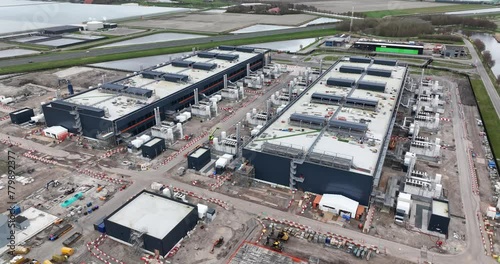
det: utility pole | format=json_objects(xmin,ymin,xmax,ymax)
[{"xmin": 349, "ymin": 6, "xmax": 354, "ymax": 33}]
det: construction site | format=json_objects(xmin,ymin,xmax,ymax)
[{"xmin": 0, "ymin": 43, "xmax": 499, "ymax": 264}]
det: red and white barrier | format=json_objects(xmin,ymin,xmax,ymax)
[
  {"xmin": 154, "ymin": 132, "xmax": 209, "ymax": 169},
  {"xmin": 0, "ymin": 115, "xmax": 10, "ymax": 121},
  {"xmin": 77, "ymin": 168, "xmax": 131, "ymax": 185},
  {"xmin": 172, "ymin": 186, "xmax": 231, "ymax": 210},
  {"xmin": 100, "ymin": 147, "xmax": 127, "ymax": 159},
  {"xmin": 23, "ymin": 151, "xmax": 58, "ymax": 165},
  {"xmin": 0, "ymin": 103, "xmax": 16, "ymax": 111}
]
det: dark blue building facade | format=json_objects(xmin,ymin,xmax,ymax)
[
  {"xmin": 42, "ymin": 48, "xmax": 266, "ymax": 141},
  {"xmin": 104, "ymin": 190, "xmax": 198, "ymax": 256},
  {"xmin": 242, "ymin": 150, "xmax": 374, "ymax": 206}
]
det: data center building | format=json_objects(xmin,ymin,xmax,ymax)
[
  {"xmin": 243, "ymin": 57, "xmax": 408, "ymax": 206},
  {"xmin": 42, "ymin": 46, "xmax": 268, "ymax": 144}
]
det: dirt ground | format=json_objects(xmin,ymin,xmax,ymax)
[
  {"xmin": 0, "ymin": 67, "xmax": 125, "ymax": 100},
  {"xmin": 123, "ymin": 13, "xmax": 316, "ymax": 33}
]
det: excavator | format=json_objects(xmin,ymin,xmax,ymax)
[
  {"xmin": 210, "ymin": 236, "xmax": 224, "ymax": 254},
  {"xmin": 208, "ymin": 127, "xmax": 220, "ymax": 142}
]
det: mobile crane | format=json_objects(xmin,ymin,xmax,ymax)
[{"xmin": 208, "ymin": 127, "xmax": 220, "ymax": 142}]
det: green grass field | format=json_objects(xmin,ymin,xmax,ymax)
[
  {"xmin": 0, "ymin": 29, "xmax": 333, "ymax": 75},
  {"xmin": 470, "ymin": 78, "xmax": 500, "ymax": 161},
  {"xmin": 431, "ymin": 61, "xmax": 475, "ymax": 69},
  {"xmin": 364, "ymin": 4, "xmax": 491, "ymax": 18}
]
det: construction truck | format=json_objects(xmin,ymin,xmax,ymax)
[
  {"xmin": 50, "ymin": 254, "xmax": 68, "ymax": 263},
  {"xmin": 271, "ymin": 240, "xmax": 283, "ymax": 252},
  {"xmin": 277, "ymin": 230, "xmax": 289, "ymax": 242},
  {"xmin": 13, "ymin": 246, "xmax": 30, "ymax": 255},
  {"xmin": 60, "ymin": 247, "xmax": 74, "ymax": 256},
  {"xmin": 10, "ymin": 256, "xmax": 40, "ymax": 264}
]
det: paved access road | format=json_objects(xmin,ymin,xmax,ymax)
[
  {"xmin": 463, "ymin": 38, "xmax": 500, "ymax": 118},
  {"xmin": 0, "ymin": 24, "xmax": 336, "ymax": 68}
]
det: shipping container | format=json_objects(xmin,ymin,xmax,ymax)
[
  {"xmin": 187, "ymin": 147, "xmax": 211, "ymax": 171},
  {"xmin": 62, "ymin": 232, "xmax": 82, "ymax": 247},
  {"xmin": 48, "ymin": 224, "xmax": 73, "ymax": 241},
  {"xmin": 9, "ymin": 108, "xmax": 35, "ymax": 125},
  {"xmin": 141, "ymin": 137, "xmax": 166, "ymax": 159}
]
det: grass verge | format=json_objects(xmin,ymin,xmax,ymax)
[
  {"xmin": 470, "ymin": 78, "xmax": 500, "ymax": 161},
  {"xmin": 0, "ymin": 29, "xmax": 334, "ymax": 75},
  {"xmin": 363, "ymin": 4, "xmax": 491, "ymax": 18}
]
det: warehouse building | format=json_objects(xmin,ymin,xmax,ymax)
[
  {"xmin": 428, "ymin": 198, "xmax": 450, "ymax": 235},
  {"xmin": 9, "ymin": 108, "xmax": 34, "ymax": 124},
  {"xmin": 352, "ymin": 41, "xmax": 424, "ymax": 55},
  {"xmin": 242, "ymin": 57, "xmax": 408, "ymax": 206},
  {"xmin": 104, "ymin": 190, "xmax": 198, "ymax": 256},
  {"xmin": 42, "ymin": 46, "xmax": 268, "ymax": 144}
]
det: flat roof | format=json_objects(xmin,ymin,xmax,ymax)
[
  {"xmin": 107, "ymin": 192, "xmax": 195, "ymax": 239},
  {"xmin": 60, "ymin": 48, "xmax": 263, "ymax": 121},
  {"xmin": 432, "ymin": 199, "xmax": 449, "ymax": 218},
  {"xmin": 143, "ymin": 137, "xmax": 163, "ymax": 147},
  {"xmin": 0, "ymin": 207, "xmax": 58, "ymax": 255},
  {"xmin": 190, "ymin": 147, "xmax": 209, "ymax": 158},
  {"xmin": 355, "ymin": 41, "xmax": 424, "ymax": 49},
  {"xmin": 245, "ymin": 59, "xmax": 406, "ymax": 176}
]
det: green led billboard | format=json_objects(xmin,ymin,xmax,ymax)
[{"xmin": 376, "ymin": 47, "xmax": 419, "ymax": 55}]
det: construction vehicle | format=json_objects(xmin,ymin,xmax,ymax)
[
  {"xmin": 277, "ymin": 230, "xmax": 289, "ymax": 242},
  {"xmin": 210, "ymin": 236, "xmax": 224, "ymax": 253},
  {"xmin": 50, "ymin": 254, "xmax": 68, "ymax": 263},
  {"xmin": 271, "ymin": 240, "xmax": 283, "ymax": 252},
  {"xmin": 48, "ymin": 224, "xmax": 73, "ymax": 241},
  {"xmin": 62, "ymin": 232, "xmax": 82, "ymax": 247},
  {"xmin": 61, "ymin": 247, "xmax": 74, "ymax": 256},
  {"xmin": 209, "ymin": 127, "xmax": 220, "ymax": 142},
  {"xmin": 53, "ymin": 218, "xmax": 63, "ymax": 225},
  {"xmin": 96, "ymin": 185, "xmax": 104, "ymax": 193},
  {"xmin": 13, "ymin": 246, "xmax": 30, "ymax": 255}
]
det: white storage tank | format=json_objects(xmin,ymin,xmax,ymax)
[
  {"xmin": 151, "ymin": 182, "xmax": 163, "ymax": 191},
  {"xmin": 162, "ymin": 187, "xmax": 172, "ymax": 198},
  {"xmin": 131, "ymin": 138, "xmax": 144, "ymax": 148},
  {"xmin": 213, "ymin": 137, "xmax": 219, "ymax": 145},
  {"xmin": 87, "ymin": 21, "xmax": 104, "ymax": 31},
  {"xmin": 221, "ymin": 131, "xmax": 226, "ymax": 140},
  {"xmin": 252, "ymin": 108, "xmax": 257, "ymax": 115},
  {"xmin": 197, "ymin": 204, "xmax": 208, "ymax": 219},
  {"xmin": 139, "ymin": 135, "xmax": 151, "ymax": 143}
]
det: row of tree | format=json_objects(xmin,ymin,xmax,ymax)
[
  {"xmin": 337, "ymin": 17, "xmax": 433, "ymax": 38},
  {"xmin": 474, "ymin": 39, "xmax": 495, "ymax": 68},
  {"xmin": 421, "ymin": 15, "xmax": 497, "ymax": 31}
]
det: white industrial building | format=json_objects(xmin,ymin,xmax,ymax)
[
  {"xmin": 395, "ymin": 192, "xmax": 412, "ymax": 223},
  {"xmin": 318, "ymin": 194, "xmax": 359, "ymax": 218}
]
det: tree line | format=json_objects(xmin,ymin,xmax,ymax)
[{"xmin": 337, "ymin": 17, "xmax": 434, "ymax": 37}]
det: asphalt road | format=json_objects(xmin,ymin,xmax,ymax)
[
  {"xmin": 0, "ymin": 24, "xmax": 336, "ymax": 68},
  {"xmin": 463, "ymin": 38, "xmax": 500, "ymax": 118}
]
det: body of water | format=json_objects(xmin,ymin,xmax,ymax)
[
  {"xmin": 96, "ymin": 33, "xmax": 207, "ymax": 49},
  {"xmin": 231, "ymin": 24, "xmax": 296, "ymax": 34},
  {"xmin": 0, "ymin": 0, "xmax": 188, "ymax": 35},
  {"xmin": 446, "ymin": 8, "xmax": 500, "ymax": 15},
  {"xmin": 244, "ymin": 38, "xmax": 316, "ymax": 52},
  {"xmin": 471, "ymin": 33, "xmax": 500, "ymax": 76}
]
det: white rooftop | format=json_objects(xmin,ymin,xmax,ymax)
[
  {"xmin": 143, "ymin": 137, "xmax": 162, "ymax": 147},
  {"xmin": 190, "ymin": 147, "xmax": 208, "ymax": 158},
  {"xmin": 246, "ymin": 59, "xmax": 406, "ymax": 176},
  {"xmin": 107, "ymin": 192, "xmax": 195, "ymax": 239},
  {"xmin": 63, "ymin": 48, "xmax": 262, "ymax": 121},
  {"xmin": 0, "ymin": 207, "xmax": 58, "ymax": 255},
  {"xmin": 319, "ymin": 194, "xmax": 359, "ymax": 216},
  {"xmin": 432, "ymin": 199, "xmax": 449, "ymax": 218}
]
